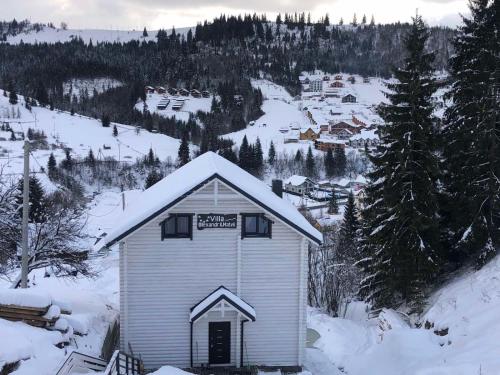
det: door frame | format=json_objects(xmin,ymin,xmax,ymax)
[{"xmin": 208, "ymin": 321, "xmax": 231, "ymax": 365}]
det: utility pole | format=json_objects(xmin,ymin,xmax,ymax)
[{"xmin": 20, "ymin": 140, "xmax": 30, "ymax": 288}]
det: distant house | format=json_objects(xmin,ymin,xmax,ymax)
[
  {"xmin": 156, "ymin": 86, "xmax": 166, "ymax": 94},
  {"xmin": 299, "ymin": 127, "xmax": 320, "ymax": 141},
  {"xmin": 329, "ymin": 121, "xmax": 362, "ymax": 135},
  {"xmin": 363, "ymin": 77, "xmax": 370, "ymax": 83},
  {"xmin": 323, "ymin": 75, "xmax": 330, "ymax": 81},
  {"xmin": 202, "ymin": 90, "xmax": 211, "ymax": 98},
  {"xmin": 100, "ymin": 152, "xmax": 322, "ymax": 371},
  {"xmin": 330, "ymin": 81, "xmax": 344, "ymax": 88},
  {"xmin": 347, "ymin": 76, "xmax": 356, "ymax": 84},
  {"xmin": 314, "ymin": 138, "xmax": 346, "ymax": 152},
  {"xmin": 168, "ymin": 87, "xmax": 178, "ymax": 95},
  {"xmin": 145, "ymin": 86, "xmax": 155, "ymax": 94},
  {"xmin": 284, "ymin": 175, "xmax": 316, "ymax": 195},
  {"xmin": 179, "ymin": 88, "xmax": 190, "ymax": 97},
  {"xmin": 284, "ymin": 133, "xmax": 299, "ymax": 143},
  {"xmin": 157, "ymin": 99, "xmax": 170, "ymax": 110},
  {"xmin": 349, "ymin": 129, "xmax": 380, "ymax": 148},
  {"xmin": 324, "ymin": 88, "xmax": 340, "ymax": 97},
  {"xmin": 335, "ymin": 128, "xmax": 354, "ymax": 140},
  {"xmin": 342, "ymin": 94, "xmax": 357, "ymax": 103},
  {"xmin": 309, "ymin": 80, "xmax": 323, "ymax": 92},
  {"xmin": 334, "ymin": 75, "xmax": 343, "ymax": 80},
  {"xmin": 190, "ymin": 89, "xmax": 201, "ymax": 98},
  {"xmin": 351, "ymin": 115, "xmax": 367, "ymax": 127}
]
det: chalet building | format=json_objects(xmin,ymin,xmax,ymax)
[
  {"xmin": 145, "ymin": 86, "xmax": 155, "ymax": 94},
  {"xmin": 347, "ymin": 76, "xmax": 356, "ymax": 84},
  {"xmin": 202, "ymin": 91, "xmax": 211, "ymax": 98},
  {"xmin": 284, "ymin": 175, "xmax": 316, "ymax": 195},
  {"xmin": 191, "ymin": 89, "xmax": 202, "ymax": 98},
  {"xmin": 335, "ymin": 128, "xmax": 354, "ymax": 140},
  {"xmin": 342, "ymin": 94, "xmax": 357, "ymax": 103},
  {"xmin": 329, "ymin": 121, "xmax": 362, "ymax": 135},
  {"xmin": 314, "ymin": 139, "xmax": 346, "ymax": 152},
  {"xmin": 156, "ymin": 86, "xmax": 166, "ymax": 94},
  {"xmin": 322, "ymin": 75, "xmax": 330, "ymax": 81},
  {"xmin": 324, "ymin": 88, "xmax": 340, "ymax": 98},
  {"xmin": 351, "ymin": 115, "xmax": 367, "ymax": 127},
  {"xmin": 168, "ymin": 87, "xmax": 178, "ymax": 96},
  {"xmin": 101, "ymin": 152, "xmax": 322, "ymax": 371},
  {"xmin": 284, "ymin": 133, "xmax": 299, "ymax": 143},
  {"xmin": 319, "ymin": 124, "xmax": 330, "ymax": 133},
  {"xmin": 179, "ymin": 89, "xmax": 190, "ymax": 97},
  {"xmin": 299, "ymin": 127, "xmax": 320, "ymax": 141},
  {"xmin": 330, "ymin": 81, "xmax": 344, "ymax": 88},
  {"xmin": 309, "ymin": 79, "xmax": 323, "ymax": 92},
  {"xmin": 334, "ymin": 75, "xmax": 343, "ymax": 80}
]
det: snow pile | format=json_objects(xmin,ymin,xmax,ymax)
[
  {"xmin": 307, "ymin": 255, "xmax": 500, "ymax": 374},
  {"xmin": 0, "ymin": 289, "xmax": 52, "ymax": 309},
  {"xmin": 149, "ymin": 366, "xmax": 194, "ymax": 375}
]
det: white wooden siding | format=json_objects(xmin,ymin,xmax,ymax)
[{"xmin": 121, "ymin": 180, "xmax": 306, "ymax": 370}]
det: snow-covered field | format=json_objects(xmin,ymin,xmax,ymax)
[
  {"xmin": 4, "ymin": 26, "xmax": 192, "ymax": 45},
  {"xmin": 63, "ymin": 78, "xmax": 123, "ymax": 99},
  {"xmin": 308, "ymin": 255, "xmax": 500, "ymax": 375},
  {"xmin": 137, "ymin": 92, "xmax": 213, "ymax": 122}
]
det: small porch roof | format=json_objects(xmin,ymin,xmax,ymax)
[{"xmin": 189, "ymin": 286, "xmax": 256, "ymax": 323}]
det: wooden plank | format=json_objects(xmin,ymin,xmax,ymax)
[
  {"xmin": 0, "ymin": 316, "xmax": 47, "ymax": 327},
  {"xmin": 0, "ymin": 311, "xmax": 56, "ymax": 323},
  {"xmin": 0, "ymin": 304, "xmax": 48, "ymax": 314}
]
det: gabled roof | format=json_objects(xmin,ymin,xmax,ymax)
[
  {"xmin": 190, "ymin": 286, "xmax": 256, "ymax": 323},
  {"xmin": 102, "ymin": 152, "xmax": 322, "ymax": 247},
  {"xmin": 284, "ymin": 175, "xmax": 314, "ymax": 187}
]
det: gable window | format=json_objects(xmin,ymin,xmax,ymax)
[
  {"xmin": 241, "ymin": 214, "xmax": 272, "ymax": 239},
  {"xmin": 161, "ymin": 214, "xmax": 193, "ymax": 240}
]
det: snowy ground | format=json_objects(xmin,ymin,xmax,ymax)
[
  {"xmin": 307, "ymin": 255, "xmax": 500, "ymax": 375},
  {"xmin": 136, "ymin": 92, "xmax": 213, "ymax": 122},
  {"xmin": 4, "ymin": 26, "xmax": 192, "ymax": 45},
  {"xmin": 63, "ymin": 78, "xmax": 123, "ymax": 99}
]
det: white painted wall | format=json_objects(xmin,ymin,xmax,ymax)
[{"xmin": 120, "ymin": 179, "xmax": 307, "ymax": 370}]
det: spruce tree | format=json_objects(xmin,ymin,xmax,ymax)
[
  {"xmin": 441, "ymin": 0, "xmax": 500, "ymax": 268},
  {"xmin": 86, "ymin": 149, "xmax": 96, "ymax": 168},
  {"xmin": 8, "ymin": 82, "xmax": 17, "ymax": 105},
  {"xmin": 178, "ymin": 132, "xmax": 190, "ymax": 167},
  {"xmin": 61, "ymin": 149, "xmax": 73, "ymax": 171},
  {"xmin": 16, "ymin": 176, "xmax": 46, "ymax": 223},
  {"xmin": 143, "ymin": 27, "xmax": 148, "ymax": 37},
  {"xmin": 101, "ymin": 114, "xmax": 111, "ymax": 127},
  {"xmin": 358, "ymin": 16, "xmax": 442, "ymax": 313},
  {"xmin": 144, "ymin": 170, "xmax": 163, "ymax": 189},
  {"xmin": 305, "ymin": 145, "xmax": 315, "ymax": 177},
  {"xmin": 324, "ymin": 148, "xmax": 335, "ymax": 178},
  {"xmin": 113, "ymin": 125, "xmax": 118, "ymax": 137},
  {"xmin": 254, "ymin": 137, "xmax": 264, "ymax": 175},
  {"xmin": 238, "ymin": 135, "xmax": 252, "ymax": 172},
  {"xmin": 294, "ymin": 149, "xmax": 303, "ymax": 163},
  {"xmin": 334, "ymin": 147, "xmax": 347, "ymax": 177},
  {"xmin": 146, "ymin": 147, "xmax": 155, "ymax": 166},
  {"xmin": 47, "ymin": 153, "xmax": 57, "ymax": 180},
  {"xmin": 328, "ymin": 188, "xmax": 339, "ymax": 214},
  {"xmin": 268, "ymin": 141, "xmax": 276, "ymax": 166},
  {"xmin": 339, "ymin": 192, "xmax": 360, "ymax": 251}
]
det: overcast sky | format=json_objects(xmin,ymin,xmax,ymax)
[{"xmin": 4, "ymin": 0, "xmax": 470, "ymax": 30}]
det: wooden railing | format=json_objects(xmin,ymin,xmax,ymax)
[{"xmin": 55, "ymin": 350, "xmax": 143, "ymax": 375}]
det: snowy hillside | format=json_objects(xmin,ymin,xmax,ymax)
[
  {"xmin": 308, "ymin": 255, "xmax": 500, "ymax": 375},
  {"xmin": 4, "ymin": 26, "xmax": 192, "ymax": 45}
]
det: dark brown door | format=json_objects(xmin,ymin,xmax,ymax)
[{"xmin": 209, "ymin": 321, "xmax": 230, "ymax": 364}]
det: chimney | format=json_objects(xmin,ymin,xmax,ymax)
[{"xmin": 272, "ymin": 179, "xmax": 283, "ymax": 198}]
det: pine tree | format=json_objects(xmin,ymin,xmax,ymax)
[
  {"xmin": 47, "ymin": 153, "xmax": 57, "ymax": 180},
  {"xmin": 352, "ymin": 13, "xmax": 358, "ymax": 27},
  {"xmin": 339, "ymin": 192, "xmax": 360, "ymax": 249},
  {"xmin": 61, "ymin": 149, "xmax": 73, "ymax": 171},
  {"xmin": 328, "ymin": 189, "xmax": 339, "ymax": 214},
  {"xmin": 85, "ymin": 149, "xmax": 96, "ymax": 168},
  {"xmin": 441, "ymin": 0, "xmax": 500, "ymax": 268},
  {"xmin": 358, "ymin": 16, "xmax": 442, "ymax": 313},
  {"xmin": 268, "ymin": 141, "xmax": 276, "ymax": 166},
  {"xmin": 324, "ymin": 148, "xmax": 335, "ymax": 178},
  {"xmin": 8, "ymin": 82, "xmax": 17, "ymax": 105},
  {"xmin": 334, "ymin": 147, "xmax": 347, "ymax": 177},
  {"xmin": 305, "ymin": 146, "xmax": 315, "ymax": 177},
  {"xmin": 146, "ymin": 147, "xmax": 155, "ymax": 166},
  {"xmin": 101, "ymin": 114, "xmax": 111, "ymax": 127},
  {"xmin": 361, "ymin": 14, "xmax": 367, "ymax": 25},
  {"xmin": 143, "ymin": 27, "xmax": 148, "ymax": 37},
  {"xmin": 254, "ymin": 137, "xmax": 264, "ymax": 175},
  {"xmin": 16, "ymin": 176, "xmax": 46, "ymax": 223},
  {"xmin": 144, "ymin": 170, "xmax": 163, "ymax": 189},
  {"xmin": 113, "ymin": 125, "xmax": 118, "ymax": 137},
  {"xmin": 238, "ymin": 136, "xmax": 252, "ymax": 172},
  {"xmin": 178, "ymin": 132, "xmax": 190, "ymax": 167},
  {"xmin": 294, "ymin": 149, "xmax": 303, "ymax": 163}
]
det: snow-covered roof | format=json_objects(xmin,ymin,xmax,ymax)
[
  {"xmin": 350, "ymin": 129, "xmax": 378, "ymax": 140},
  {"xmin": 190, "ymin": 286, "xmax": 256, "ymax": 323},
  {"xmin": 103, "ymin": 152, "xmax": 322, "ymax": 246},
  {"xmin": 284, "ymin": 175, "xmax": 312, "ymax": 187}
]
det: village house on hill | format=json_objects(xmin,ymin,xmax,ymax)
[
  {"xmin": 283, "ymin": 175, "xmax": 316, "ymax": 195},
  {"xmin": 101, "ymin": 152, "xmax": 322, "ymax": 372}
]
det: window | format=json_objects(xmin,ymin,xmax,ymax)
[
  {"xmin": 161, "ymin": 214, "xmax": 193, "ymax": 239},
  {"xmin": 241, "ymin": 214, "xmax": 272, "ymax": 239}
]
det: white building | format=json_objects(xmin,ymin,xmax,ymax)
[
  {"xmin": 101, "ymin": 152, "xmax": 322, "ymax": 372},
  {"xmin": 309, "ymin": 79, "xmax": 323, "ymax": 93},
  {"xmin": 284, "ymin": 175, "xmax": 316, "ymax": 195}
]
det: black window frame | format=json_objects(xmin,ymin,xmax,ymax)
[
  {"xmin": 160, "ymin": 213, "xmax": 193, "ymax": 240},
  {"xmin": 241, "ymin": 213, "xmax": 272, "ymax": 239}
]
